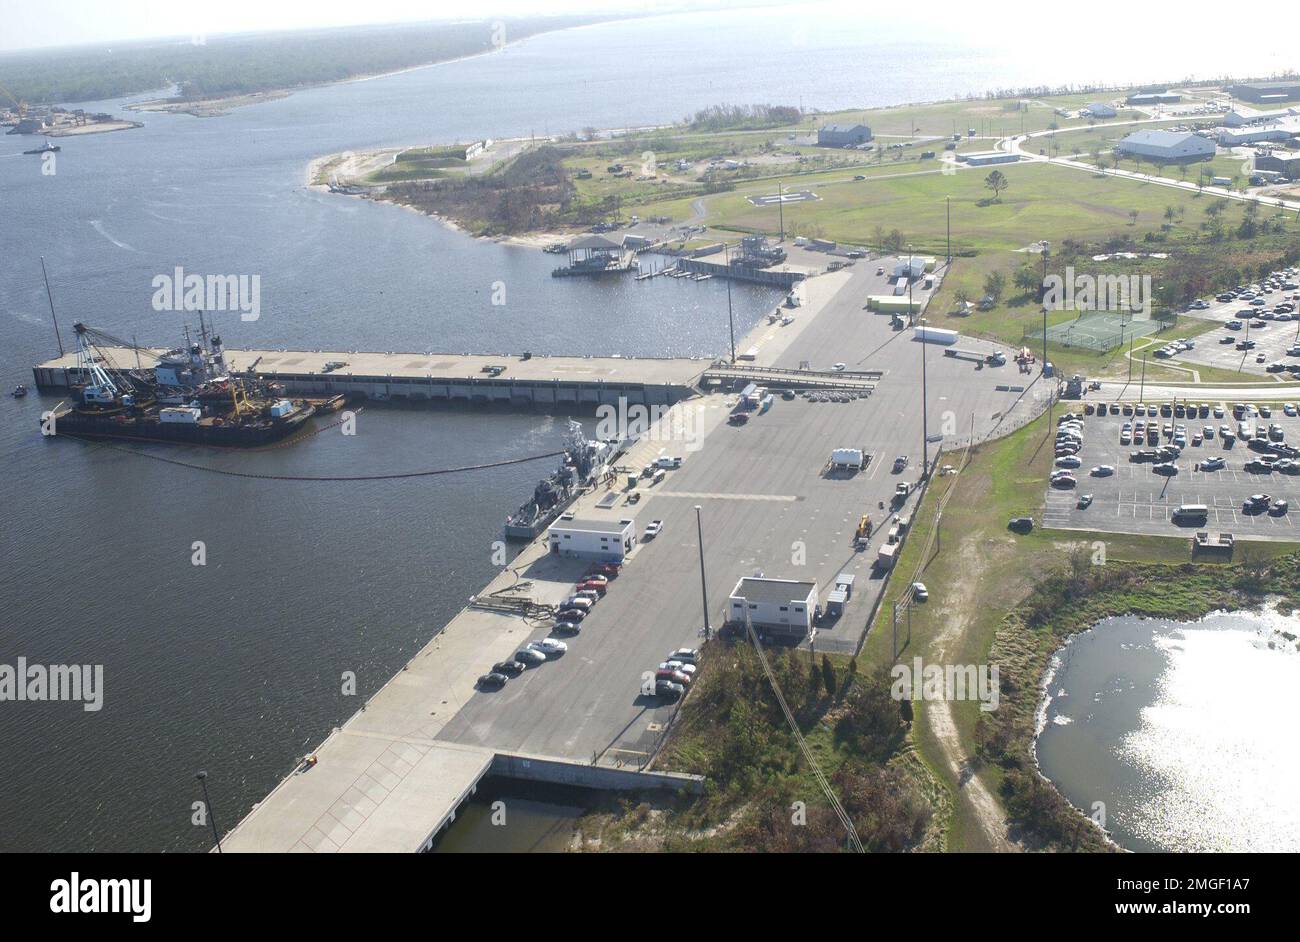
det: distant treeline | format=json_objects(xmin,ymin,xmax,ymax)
[
  {"xmin": 685, "ymin": 103, "xmax": 803, "ymax": 131},
  {"xmin": 0, "ymin": 16, "xmax": 617, "ymax": 105}
]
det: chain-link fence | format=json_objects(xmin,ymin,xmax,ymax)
[{"xmin": 1027, "ymin": 312, "xmax": 1174, "ymax": 352}]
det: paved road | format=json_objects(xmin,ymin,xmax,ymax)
[{"xmin": 437, "ymin": 259, "xmax": 1048, "ymax": 762}]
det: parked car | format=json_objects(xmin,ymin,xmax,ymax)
[
  {"xmin": 654, "ymin": 680, "xmax": 684, "ymax": 702},
  {"xmin": 1198, "ymin": 457, "xmax": 1226, "ymax": 471},
  {"xmin": 656, "ymin": 667, "xmax": 692, "ymax": 687},
  {"xmin": 1090, "ymin": 465, "xmax": 1115, "ymax": 476},
  {"xmin": 644, "ymin": 519, "xmax": 664, "ymax": 539},
  {"xmin": 1271, "ymin": 499, "xmax": 1290, "ymax": 516},
  {"xmin": 553, "ymin": 620, "xmax": 582, "ymax": 635},
  {"xmin": 492, "ymin": 660, "xmax": 526, "ymax": 676},
  {"xmin": 1077, "ymin": 494, "xmax": 1093, "ymax": 509},
  {"xmin": 668, "ymin": 647, "xmax": 700, "ymax": 664},
  {"xmin": 477, "ymin": 672, "xmax": 509, "ymax": 690},
  {"xmin": 1056, "ymin": 455, "xmax": 1082, "ymax": 468},
  {"xmin": 529, "ymin": 638, "xmax": 568, "ymax": 657},
  {"xmin": 1008, "ymin": 516, "xmax": 1034, "ymax": 533},
  {"xmin": 912, "ymin": 582, "xmax": 929, "ymax": 602},
  {"xmin": 659, "ymin": 661, "xmax": 698, "ymax": 676},
  {"xmin": 514, "ymin": 648, "xmax": 547, "ymax": 666}
]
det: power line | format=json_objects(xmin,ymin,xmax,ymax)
[{"xmin": 744, "ymin": 611, "xmax": 864, "ymax": 852}]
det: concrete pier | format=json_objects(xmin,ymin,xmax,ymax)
[{"xmin": 32, "ymin": 347, "xmax": 710, "ymax": 409}]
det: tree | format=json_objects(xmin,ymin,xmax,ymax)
[
  {"xmin": 1128, "ymin": 208, "xmax": 1139, "ymax": 226},
  {"xmin": 984, "ymin": 169, "xmax": 1009, "ymax": 201},
  {"xmin": 984, "ymin": 270, "xmax": 1007, "ymax": 301},
  {"xmin": 1014, "ymin": 264, "xmax": 1041, "ymax": 296},
  {"xmin": 821, "ymin": 655, "xmax": 837, "ymax": 700}
]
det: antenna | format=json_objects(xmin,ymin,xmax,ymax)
[{"xmin": 39, "ymin": 256, "xmax": 64, "ymax": 357}]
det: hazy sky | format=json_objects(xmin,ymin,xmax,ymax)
[{"xmin": 0, "ymin": 0, "xmax": 1237, "ymax": 54}]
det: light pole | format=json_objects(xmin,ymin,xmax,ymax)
[
  {"xmin": 945, "ymin": 196, "xmax": 951, "ymax": 266},
  {"xmin": 1040, "ymin": 241, "xmax": 1051, "ymax": 374},
  {"xmin": 777, "ymin": 179, "xmax": 785, "ymax": 241},
  {"xmin": 920, "ymin": 316, "xmax": 930, "ymax": 476},
  {"xmin": 694, "ymin": 505, "xmax": 711, "ymax": 640},
  {"xmin": 724, "ymin": 242, "xmax": 736, "ymax": 364},
  {"xmin": 907, "ymin": 242, "xmax": 915, "ymax": 326},
  {"xmin": 197, "ymin": 770, "xmax": 222, "ymax": 853}
]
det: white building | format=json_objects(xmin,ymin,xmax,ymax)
[
  {"xmin": 1214, "ymin": 118, "xmax": 1300, "ymax": 146},
  {"xmin": 547, "ymin": 517, "xmax": 636, "ymax": 562},
  {"xmin": 1116, "ymin": 129, "xmax": 1216, "ymax": 162},
  {"xmin": 894, "ymin": 255, "xmax": 935, "ymax": 279},
  {"xmin": 728, "ymin": 577, "xmax": 818, "ymax": 642}
]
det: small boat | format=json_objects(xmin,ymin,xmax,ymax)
[
  {"xmin": 23, "ymin": 141, "xmax": 60, "ymax": 155},
  {"xmin": 11, "ymin": 384, "xmax": 28, "ymax": 398}
]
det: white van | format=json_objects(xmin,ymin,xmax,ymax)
[{"xmin": 1173, "ymin": 504, "xmax": 1209, "ymax": 522}]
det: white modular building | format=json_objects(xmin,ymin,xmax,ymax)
[
  {"xmin": 547, "ymin": 517, "xmax": 637, "ymax": 562},
  {"xmin": 728, "ymin": 577, "xmax": 818, "ymax": 641}
]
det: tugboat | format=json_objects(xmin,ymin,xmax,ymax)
[
  {"xmin": 504, "ymin": 421, "xmax": 620, "ymax": 539},
  {"xmin": 23, "ymin": 141, "xmax": 60, "ymax": 155},
  {"xmin": 11, "ymin": 384, "xmax": 27, "ymax": 398}
]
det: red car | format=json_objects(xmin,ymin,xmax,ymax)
[
  {"xmin": 656, "ymin": 668, "xmax": 691, "ymax": 687},
  {"xmin": 575, "ymin": 580, "xmax": 607, "ymax": 597},
  {"xmin": 588, "ymin": 564, "xmax": 620, "ymax": 578}
]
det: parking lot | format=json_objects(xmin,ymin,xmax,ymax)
[
  {"xmin": 1042, "ymin": 404, "xmax": 1300, "ymax": 541},
  {"xmin": 1171, "ymin": 268, "xmax": 1300, "ymax": 377}
]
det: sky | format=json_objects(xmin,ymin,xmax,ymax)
[{"xmin": 0, "ymin": 0, "xmax": 1258, "ymax": 55}]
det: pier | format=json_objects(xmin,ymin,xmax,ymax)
[{"xmin": 32, "ymin": 347, "xmax": 709, "ymax": 409}]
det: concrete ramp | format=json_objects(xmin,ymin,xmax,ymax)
[{"xmin": 222, "ymin": 735, "xmax": 494, "ymax": 853}]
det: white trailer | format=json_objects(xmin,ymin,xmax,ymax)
[{"xmin": 914, "ymin": 326, "xmax": 959, "ymax": 345}]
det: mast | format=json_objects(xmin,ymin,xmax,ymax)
[{"xmin": 39, "ymin": 256, "xmax": 64, "ymax": 357}]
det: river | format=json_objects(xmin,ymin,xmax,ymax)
[{"xmin": 2, "ymin": 4, "xmax": 1295, "ymax": 852}]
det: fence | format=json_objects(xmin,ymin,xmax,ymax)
[{"xmin": 1027, "ymin": 312, "xmax": 1175, "ymax": 352}]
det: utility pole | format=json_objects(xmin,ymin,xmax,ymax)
[
  {"xmin": 40, "ymin": 256, "xmax": 64, "ymax": 356},
  {"xmin": 724, "ymin": 242, "xmax": 736, "ymax": 364},
  {"xmin": 1040, "ymin": 241, "xmax": 1051, "ymax": 373},
  {"xmin": 921, "ymin": 315, "xmax": 930, "ymax": 476},
  {"xmin": 196, "ymin": 771, "xmax": 222, "ymax": 853},
  {"xmin": 777, "ymin": 179, "xmax": 785, "ymax": 241},
  {"xmin": 945, "ymin": 196, "xmax": 951, "ymax": 266},
  {"xmin": 694, "ymin": 505, "xmax": 711, "ymax": 640},
  {"xmin": 1140, "ymin": 353, "xmax": 1146, "ymax": 401}
]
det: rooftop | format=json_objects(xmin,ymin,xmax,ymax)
[
  {"xmin": 731, "ymin": 576, "xmax": 817, "ymax": 606},
  {"xmin": 550, "ymin": 517, "xmax": 635, "ymax": 534}
]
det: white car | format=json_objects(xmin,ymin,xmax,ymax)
[
  {"xmin": 529, "ymin": 638, "xmax": 568, "ymax": 657},
  {"xmin": 659, "ymin": 660, "xmax": 698, "ymax": 675},
  {"xmin": 1090, "ymin": 465, "xmax": 1115, "ymax": 476},
  {"xmin": 644, "ymin": 519, "xmax": 664, "ymax": 539},
  {"xmin": 911, "ymin": 582, "xmax": 929, "ymax": 602},
  {"xmin": 1055, "ymin": 455, "xmax": 1082, "ymax": 468},
  {"xmin": 832, "ymin": 363, "xmax": 846, "ymax": 372}
]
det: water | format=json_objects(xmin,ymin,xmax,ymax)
[
  {"xmin": 3, "ymin": 4, "xmax": 1296, "ymax": 852},
  {"xmin": 1036, "ymin": 610, "xmax": 1300, "ymax": 852},
  {"xmin": 428, "ymin": 779, "xmax": 592, "ymax": 853}
]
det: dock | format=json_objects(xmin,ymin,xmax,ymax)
[{"xmin": 32, "ymin": 347, "xmax": 710, "ymax": 409}]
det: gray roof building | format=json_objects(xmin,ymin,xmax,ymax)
[
  {"xmin": 817, "ymin": 123, "xmax": 872, "ymax": 147},
  {"xmin": 1116, "ymin": 129, "xmax": 1215, "ymax": 162}
]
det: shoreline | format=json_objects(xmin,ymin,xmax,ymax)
[{"xmin": 126, "ymin": 20, "xmax": 611, "ymax": 119}]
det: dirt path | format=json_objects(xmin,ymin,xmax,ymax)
[{"xmin": 923, "ymin": 531, "xmax": 1020, "ymax": 852}]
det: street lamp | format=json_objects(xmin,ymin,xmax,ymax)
[
  {"xmin": 1040, "ymin": 241, "xmax": 1051, "ymax": 373},
  {"xmin": 724, "ymin": 242, "xmax": 736, "ymax": 364},
  {"xmin": 197, "ymin": 770, "xmax": 222, "ymax": 853},
  {"xmin": 695, "ymin": 505, "xmax": 711, "ymax": 641}
]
